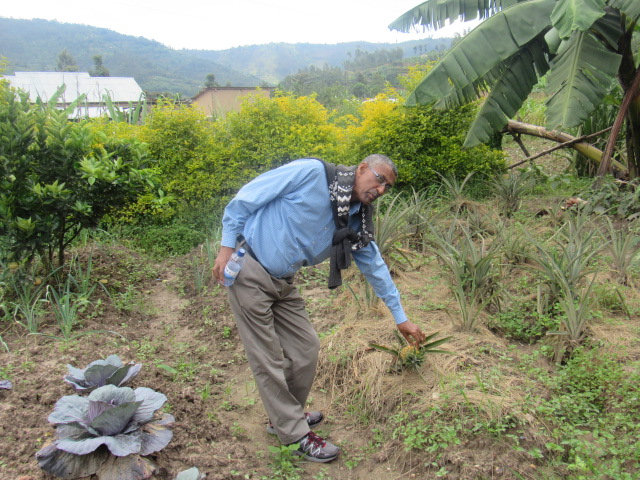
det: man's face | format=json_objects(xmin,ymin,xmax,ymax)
[{"xmin": 352, "ymin": 162, "xmax": 396, "ymax": 205}]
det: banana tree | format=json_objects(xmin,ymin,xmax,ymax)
[{"xmin": 390, "ymin": 0, "xmax": 640, "ymax": 176}]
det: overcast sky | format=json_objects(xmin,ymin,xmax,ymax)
[{"xmin": 2, "ymin": 0, "xmax": 476, "ymax": 51}]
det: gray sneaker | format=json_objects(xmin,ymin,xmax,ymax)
[
  {"xmin": 293, "ymin": 431, "xmax": 339, "ymax": 463},
  {"xmin": 266, "ymin": 411, "xmax": 324, "ymax": 435}
]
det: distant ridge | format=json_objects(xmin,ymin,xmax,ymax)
[
  {"xmin": 183, "ymin": 38, "xmax": 452, "ymax": 85},
  {"xmin": 0, "ymin": 17, "xmax": 452, "ymax": 96}
]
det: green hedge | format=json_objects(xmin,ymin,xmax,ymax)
[{"xmin": 344, "ymin": 94, "xmax": 505, "ymax": 190}]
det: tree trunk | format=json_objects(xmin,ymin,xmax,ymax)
[
  {"xmin": 599, "ymin": 53, "xmax": 640, "ymax": 176},
  {"xmin": 627, "ymin": 101, "xmax": 640, "ymax": 177},
  {"xmin": 504, "ymin": 120, "xmax": 628, "ymax": 176},
  {"xmin": 613, "ymin": 17, "xmax": 640, "ymax": 177}
]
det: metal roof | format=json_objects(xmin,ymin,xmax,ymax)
[{"xmin": 2, "ymin": 72, "xmax": 143, "ymax": 104}]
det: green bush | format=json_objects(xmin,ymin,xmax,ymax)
[
  {"xmin": 533, "ymin": 348, "xmax": 640, "ymax": 477},
  {"xmin": 344, "ymin": 91, "xmax": 505, "ymax": 190},
  {"xmin": 0, "ymin": 84, "xmax": 157, "ymax": 269},
  {"xmin": 119, "ymin": 221, "xmax": 206, "ymax": 258},
  {"xmin": 550, "ymin": 347, "xmax": 624, "ymax": 416},
  {"xmin": 140, "ymin": 99, "xmax": 233, "ymax": 207},
  {"xmin": 87, "ymin": 119, "xmax": 176, "ymax": 224},
  {"xmin": 139, "ymin": 95, "xmax": 343, "ymax": 218},
  {"xmin": 488, "ymin": 302, "xmax": 559, "ymax": 343},
  {"xmin": 581, "ymin": 176, "xmax": 640, "ymax": 220},
  {"xmin": 212, "ymin": 92, "xmax": 344, "ymax": 180},
  {"xmin": 391, "ymin": 407, "xmax": 462, "ymax": 456}
]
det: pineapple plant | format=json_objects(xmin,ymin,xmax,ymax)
[
  {"xmin": 370, "ymin": 330, "xmax": 452, "ymax": 369},
  {"xmin": 398, "ymin": 345, "xmax": 424, "ymax": 369}
]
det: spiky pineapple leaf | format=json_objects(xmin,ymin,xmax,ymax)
[
  {"xmin": 369, "ymin": 344, "xmax": 400, "ymax": 356},
  {"xmin": 422, "ymin": 331, "xmax": 452, "ymax": 344},
  {"xmin": 421, "ymin": 348, "xmax": 454, "ymax": 355}
]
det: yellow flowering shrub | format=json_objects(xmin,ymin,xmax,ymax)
[
  {"xmin": 344, "ymin": 84, "xmax": 505, "ymax": 189},
  {"xmin": 213, "ymin": 92, "xmax": 345, "ymax": 183}
]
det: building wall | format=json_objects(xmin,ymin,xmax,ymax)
[{"xmin": 191, "ymin": 87, "xmax": 274, "ymax": 116}]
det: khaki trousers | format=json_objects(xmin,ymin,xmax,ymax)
[{"xmin": 227, "ymin": 254, "xmax": 320, "ymax": 444}]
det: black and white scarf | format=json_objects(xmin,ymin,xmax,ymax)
[{"xmin": 319, "ymin": 159, "xmax": 374, "ymax": 289}]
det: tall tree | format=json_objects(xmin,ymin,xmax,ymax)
[
  {"xmin": 390, "ymin": 0, "xmax": 640, "ymax": 176},
  {"xmin": 55, "ymin": 49, "xmax": 78, "ymax": 72},
  {"xmin": 89, "ymin": 54, "xmax": 110, "ymax": 77},
  {"xmin": 205, "ymin": 73, "xmax": 218, "ymax": 88}
]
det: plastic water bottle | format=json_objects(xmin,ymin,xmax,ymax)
[{"xmin": 223, "ymin": 248, "xmax": 246, "ymax": 287}]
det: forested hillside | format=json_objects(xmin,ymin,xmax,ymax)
[
  {"xmin": 0, "ymin": 18, "xmax": 264, "ymax": 96},
  {"xmin": 0, "ymin": 17, "xmax": 452, "ymax": 96},
  {"xmin": 184, "ymin": 37, "xmax": 451, "ymax": 85}
]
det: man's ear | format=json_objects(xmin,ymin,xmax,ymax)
[{"xmin": 356, "ymin": 162, "xmax": 367, "ymax": 175}]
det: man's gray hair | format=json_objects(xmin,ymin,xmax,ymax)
[{"xmin": 362, "ymin": 154, "xmax": 398, "ymax": 177}]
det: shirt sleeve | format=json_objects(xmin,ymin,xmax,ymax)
[
  {"xmin": 220, "ymin": 161, "xmax": 318, "ymax": 248},
  {"xmin": 352, "ymin": 242, "xmax": 409, "ymax": 325}
]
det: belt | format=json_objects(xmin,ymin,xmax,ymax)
[{"xmin": 237, "ymin": 235, "xmax": 259, "ymax": 263}]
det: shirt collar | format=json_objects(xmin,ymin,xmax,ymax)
[{"xmin": 349, "ymin": 201, "xmax": 362, "ymax": 215}]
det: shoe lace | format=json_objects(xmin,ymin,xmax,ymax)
[{"xmin": 301, "ymin": 432, "xmax": 326, "ymax": 451}]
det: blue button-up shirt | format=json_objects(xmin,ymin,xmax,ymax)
[{"xmin": 221, "ymin": 158, "xmax": 408, "ymax": 324}]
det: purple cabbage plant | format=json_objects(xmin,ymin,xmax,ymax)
[
  {"xmin": 36, "ymin": 384, "xmax": 174, "ymax": 480},
  {"xmin": 64, "ymin": 354, "xmax": 141, "ymax": 391}
]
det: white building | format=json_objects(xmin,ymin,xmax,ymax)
[{"xmin": 2, "ymin": 71, "xmax": 144, "ymax": 118}]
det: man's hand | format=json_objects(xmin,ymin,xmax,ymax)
[
  {"xmin": 213, "ymin": 246, "xmax": 235, "ymax": 285},
  {"xmin": 397, "ymin": 321, "xmax": 426, "ymax": 347}
]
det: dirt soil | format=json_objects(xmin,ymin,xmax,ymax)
[
  {"xmin": 0, "ymin": 237, "xmax": 536, "ymax": 480},
  {"xmin": 0, "ymin": 237, "xmax": 556, "ymax": 480},
  {"xmin": 2, "ymin": 243, "xmax": 433, "ymax": 480}
]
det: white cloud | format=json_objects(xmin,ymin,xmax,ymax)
[{"xmin": 3, "ymin": 0, "xmax": 479, "ymax": 50}]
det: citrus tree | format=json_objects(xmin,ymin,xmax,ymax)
[{"xmin": 0, "ymin": 84, "xmax": 157, "ymax": 269}]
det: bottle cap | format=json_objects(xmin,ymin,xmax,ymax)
[{"xmin": 238, "ymin": 248, "xmax": 246, "ymax": 256}]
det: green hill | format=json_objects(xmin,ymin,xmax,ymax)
[
  {"xmin": 184, "ymin": 38, "xmax": 451, "ymax": 85},
  {"xmin": 0, "ymin": 17, "xmax": 452, "ymax": 96},
  {"xmin": 0, "ymin": 18, "xmax": 264, "ymax": 96}
]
